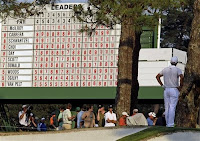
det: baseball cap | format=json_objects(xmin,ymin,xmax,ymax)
[
  {"xmin": 22, "ymin": 105, "xmax": 27, "ymax": 108},
  {"xmin": 41, "ymin": 117, "xmax": 45, "ymax": 120},
  {"xmin": 30, "ymin": 113, "xmax": 34, "ymax": 116},
  {"xmin": 148, "ymin": 112, "xmax": 156, "ymax": 118},
  {"xmin": 76, "ymin": 107, "xmax": 81, "ymax": 112},
  {"xmin": 108, "ymin": 105, "xmax": 113, "ymax": 109},
  {"xmin": 122, "ymin": 112, "xmax": 129, "ymax": 116},
  {"xmin": 133, "ymin": 109, "xmax": 138, "ymax": 113},
  {"xmin": 171, "ymin": 56, "xmax": 178, "ymax": 64}
]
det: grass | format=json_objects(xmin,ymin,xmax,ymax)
[{"xmin": 118, "ymin": 126, "xmax": 200, "ymax": 141}]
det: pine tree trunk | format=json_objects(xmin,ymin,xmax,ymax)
[
  {"xmin": 115, "ymin": 17, "xmax": 140, "ymax": 118},
  {"xmin": 176, "ymin": 0, "xmax": 200, "ymax": 128}
]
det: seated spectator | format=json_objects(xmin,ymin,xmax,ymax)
[
  {"xmin": 58, "ymin": 107, "xmax": 65, "ymax": 130},
  {"xmin": 38, "ymin": 118, "xmax": 47, "ymax": 131},
  {"xmin": 104, "ymin": 105, "xmax": 117, "ymax": 127},
  {"xmin": 82, "ymin": 105, "xmax": 95, "ymax": 128},
  {"xmin": 132, "ymin": 109, "xmax": 138, "ymax": 116},
  {"xmin": 147, "ymin": 112, "xmax": 157, "ymax": 126},
  {"xmin": 77, "ymin": 104, "xmax": 87, "ymax": 128},
  {"xmin": 155, "ymin": 110, "xmax": 166, "ymax": 126},
  {"xmin": 97, "ymin": 105, "xmax": 106, "ymax": 127},
  {"xmin": 126, "ymin": 113, "xmax": 148, "ymax": 126},
  {"xmin": 49, "ymin": 112, "xmax": 57, "ymax": 130},
  {"xmin": 119, "ymin": 112, "xmax": 129, "ymax": 126},
  {"xmin": 28, "ymin": 113, "xmax": 37, "ymax": 131},
  {"xmin": 18, "ymin": 105, "xmax": 29, "ymax": 131}
]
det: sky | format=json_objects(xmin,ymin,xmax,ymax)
[{"xmin": 18, "ymin": 0, "xmax": 88, "ymax": 3}]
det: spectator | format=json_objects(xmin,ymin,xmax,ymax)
[
  {"xmin": 62, "ymin": 103, "xmax": 75, "ymax": 130},
  {"xmin": 82, "ymin": 105, "xmax": 95, "ymax": 128},
  {"xmin": 58, "ymin": 107, "xmax": 65, "ymax": 130},
  {"xmin": 97, "ymin": 105, "xmax": 106, "ymax": 127},
  {"xmin": 18, "ymin": 105, "xmax": 29, "ymax": 130},
  {"xmin": 28, "ymin": 113, "xmax": 37, "ymax": 131},
  {"xmin": 38, "ymin": 118, "xmax": 47, "ymax": 131},
  {"xmin": 132, "ymin": 109, "xmax": 138, "ymax": 116},
  {"xmin": 155, "ymin": 110, "xmax": 166, "ymax": 126},
  {"xmin": 119, "ymin": 112, "xmax": 129, "ymax": 126},
  {"xmin": 77, "ymin": 104, "xmax": 87, "ymax": 128},
  {"xmin": 74, "ymin": 107, "xmax": 81, "ymax": 128},
  {"xmin": 104, "ymin": 105, "xmax": 117, "ymax": 127},
  {"xmin": 147, "ymin": 112, "xmax": 157, "ymax": 126},
  {"xmin": 49, "ymin": 112, "xmax": 57, "ymax": 130}
]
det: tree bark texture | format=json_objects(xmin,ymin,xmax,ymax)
[
  {"xmin": 176, "ymin": 0, "xmax": 200, "ymax": 128},
  {"xmin": 115, "ymin": 17, "xmax": 140, "ymax": 118}
]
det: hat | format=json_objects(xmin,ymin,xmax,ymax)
[
  {"xmin": 148, "ymin": 112, "xmax": 156, "ymax": 118},
  {"xmin": 41, "ymin": 117, "xmax": 45, "ymax": 120},
  {"xmin": 133, "ymin": 109, "xmax": 138, "ymax": 113},
  {"xmin": 171, "ymin": 56, "xmax": 178, "ymax": 64},
  {"xmin": 51, "ymin": 112, "xmax": 55, "ymax": 115},
  {"xmin": 30, "ymin": 113, "xmax": 34, "ymax": 116},
  {"xmin": 76, "ymin": 107, "xmax": 81, "ymax": 112},
  {"xmin": 108, "ymin": 105, "xmax": 113, "ymax": 109},
  {"xmin": 122, "ymin": 112, "xmax": 129, "ymax": 116},
  {"xmin": 22, "ymin": 105, "xmax": 27, "ymax": 108}
]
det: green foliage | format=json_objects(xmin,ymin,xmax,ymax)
[
  {"xmin": 0, "ymin": 0, "xmax": 57, "ymax": 21},
  {"xmin": 74, "ymin": 0, "xmax": 186, "ymax": 33},
  {"xmin": 161, "ymin": 0, "xmax": 194, "ymax": 50}
]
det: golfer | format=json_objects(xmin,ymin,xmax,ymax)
[{"xmin": 156, "ymin": 56, "xmax": 183, "ymax": 127}]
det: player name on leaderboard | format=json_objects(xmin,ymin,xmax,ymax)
[{"xmin": 0, "ymin": 3, "xmax": 120, "ymax": 87}]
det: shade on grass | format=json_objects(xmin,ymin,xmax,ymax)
[{"xmin": 118, "ymin": 126, "xmax": 200, "ymax": 141}]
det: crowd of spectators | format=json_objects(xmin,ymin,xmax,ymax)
[{"xmin": 18, "ymin": 104, "xmax": 166, "ymax": 131}]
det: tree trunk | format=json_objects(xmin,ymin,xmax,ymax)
[
  {"xmin": 176, "ymin": 0, "xmax": 200, "ymax": 128},
  {"xmin": 115, "ymin": 17, "xmax": 140, "ymax": 118}
]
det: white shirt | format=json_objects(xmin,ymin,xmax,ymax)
[
  {"xmin": 63, "ymin": 109, "xmax": 72, "ymax": 124},
  {"xmin": 159, "ymin": 65, "xmax": 182, "ymax": 88},
  {"xmin": 18, "ymin": 111, "xmax": 28, "ymax": 126},
  {"xmin": 104, "ymin": 111, "xmax": 117, "ymax": 127}
]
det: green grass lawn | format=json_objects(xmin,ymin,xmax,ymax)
[{"xmin": 118, "ymin": 126, "xmax": 200, "ymax": 141}]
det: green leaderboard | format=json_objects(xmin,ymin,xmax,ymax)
[{"xmin": 0, "ymin": 3, "xmax": 160, "ymax": 100}]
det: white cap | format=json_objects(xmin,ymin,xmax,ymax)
[
  {"xmin": 30, "ymin": 113, "xmax": 33, "ymax": 116},
  {"xmin": 171, "ymin": 56, "xmax": 178, "ymax": 64},
  {"xmin": 122, "ymin": 112, "xmax": 129, "ymax": 116},
  {"xmin": 41, "ymin": 117, "xmax": 45, "ymax": 120},
  {"xmin": 148, "ymin": 112, "xmax": 156, "ymax": 118},
  {"xmin": 133, "ymin": 109, "xmax": 138, "ymax": 113},
  {"xmin": 22, "ymin": 105, "xmax": 27, "ymax": 108}
]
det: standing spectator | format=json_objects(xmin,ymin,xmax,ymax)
[
  {"xmin": 38, "ymin": 118, "xmax": 47, "ymax": 131},
  {"xmin": 49, "ymin": 112, "xmax": 57, "ymax": 130},
  {"xmin": 132, "ymin": 109, "xmax": 138, "ymax": 116},
  {"xmin": 104, "ymin": 105, "xmax": 117, "ymax": 127},
  {"xmin": 156, "ymin": 56, "xmax": 183, "ymax": 127},
  {"xmin": 58, "ymin": 107, "xmax": 65, "ymax": 130},
  {"xmin": 74, "ymin": 107, "xmax": 81, "ymax": 128},
  {"xmin": 119, "ymin": 112, "xmax": 129, "ymax": 126},
  {"xmin": 28, "ymin": 113, "xmax": 37, "ymax": 131},
  {"xmin": 97, "ymin": 105, "xmax": 106, "ymax": 127},
  {"xmin": 62, "ymin": 103, "xmax": 75, "ymax": 130},
  {"xmin": 147, "ymin": 112, "xmax": 157, "ymax": 126},
  {"xmin": 77, "ymin": 104, "xmax": 86, "ymax": 128},
  {"xmin": 18, "ymin": 105, "xmax": 29, "ymax": 130},
  {"xmin": 82, "ymin": 105, "xmax": 95, "ymax": 128}
]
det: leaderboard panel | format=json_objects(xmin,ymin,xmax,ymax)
[{"xmin": 0, "ymin": 3, "xmax": 120, "ymax": 88}]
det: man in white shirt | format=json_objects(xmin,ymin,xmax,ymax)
[
  {"xmin": 156, "ymin": 56, "xmax": 184, "ymax": 127},
  {"xmin": 62, "ymin": 103, "xmax": 75, "ymax": 130},
  {"xmin": 104, "ymin": 105, "xmax": 117, "ymax": 127},
  {"xmin": 18, "ymin": 105, "xmax": 29, "ymax": 130}
]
